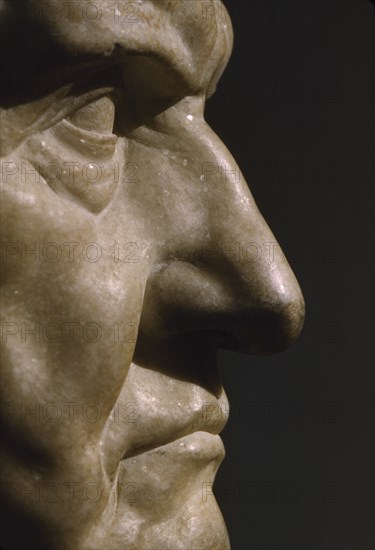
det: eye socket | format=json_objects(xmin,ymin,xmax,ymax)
[{"xmin": 23, "ymin": 92, "xmax": 122, "ymax": 214}]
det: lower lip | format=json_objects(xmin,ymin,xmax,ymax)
[{"xmin": 116, "ymin": 432, "xmax": 224, "ymax": 509}]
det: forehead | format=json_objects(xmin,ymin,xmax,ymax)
[{"xmin": 12, "ymin": 0, "xmax": 233, "ymax": 96}]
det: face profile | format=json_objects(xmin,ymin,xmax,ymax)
[{"xmin": 0, "ymin": 1, "xmax": 304, "ymax": 549}]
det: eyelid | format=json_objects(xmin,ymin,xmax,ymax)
[
  {"xmin": 23, "ymin": 86, "xmax": 117, "ymax": 137},
  {"xmin": 62, "ymin": 117, "xmax": 117, "ymax": 142},
  {"xmin": 53, "ymin": 118, "xmax": 118, "ymax": 160}
]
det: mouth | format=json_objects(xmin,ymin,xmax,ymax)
[
  {"xmin": 105, "ymin": 331, "xmax": 230, "ymax": 472},
  {"xmin": 122, "ymin": 431, "xmax": 225, "ymax": 462},
  {"xmin": 119, "ymin": 348, "xmax": 229, "ymax": 462},
  {"xmin": 120, "ymin": 395, "xmax": 229, "ymax": 459}
]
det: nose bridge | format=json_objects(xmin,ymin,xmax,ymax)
[{"xmin": 193, "ymin": 123, "xmax": 305, "ymax": 353}]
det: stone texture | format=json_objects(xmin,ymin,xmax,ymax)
[{"xmin": 0, "ymin": 1, "xmax": 305, "ymax": 549}]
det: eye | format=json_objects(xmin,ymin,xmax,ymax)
[
  {"xmin": 53, "ymin": 94, "xmax": 119, "ymax": 160},
  {"xmin": 68, "ymin": 95, "xmax": 116, "ymax": 135},
  {"xmin": 24, "ymin": 93, "xmax": 122, "ymax": 214}
]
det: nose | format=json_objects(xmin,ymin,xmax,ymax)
[
  {"xmin": 140, "ymin": 107, "xmax": 305, "ymax": 356},
  {"xmin": 197, "ymin": 128, "xmax": 306, "ymax": 355}
]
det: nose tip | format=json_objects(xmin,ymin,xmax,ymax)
[
  {"xmin": 224, "ymin": 292, "xmax": 305, "ymax": 356},
  {"xmin": 272, "ymin": 294, "xmax": 306, "ymax": 352}
]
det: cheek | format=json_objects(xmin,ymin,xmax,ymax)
[
  {"xmin": 1, "ymin": 263, "xmax": 145, "ymax": 435},
  {"xmin": 1, "ymin": 167, "xmax": 89, "ymax": 292},
  {"xmin": 1, "ymin": 158, "xmax": 148, "ymax": 410}
]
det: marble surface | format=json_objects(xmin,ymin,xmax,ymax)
[{"xmin": 0, "ymin": 1, "xmax": 305, "ymax": 548}]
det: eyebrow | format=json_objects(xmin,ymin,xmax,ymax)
[{"xmin": 2, "ymin": 0, "xmax": 233, "ymax": 109}]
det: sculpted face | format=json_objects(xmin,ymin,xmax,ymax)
[{"xmin": 0, "ymin": 1, "xmax": 305, "ymax": 549}]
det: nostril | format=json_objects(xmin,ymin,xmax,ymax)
[
  {"xmin": 205, "ymin": 330, "xmax": 241, "ymax": 352},
  {"xmin": 220, "ymin": 296, "xmax": 305, "ymax": 356}
]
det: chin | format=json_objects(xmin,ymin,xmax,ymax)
[
  {"xmin": 82, "ymin": 433, "xmax": 229, "ymax": 549},
  {"xmin": 85, "ymin": 496, "xmax": 230, "ymax": 550}
]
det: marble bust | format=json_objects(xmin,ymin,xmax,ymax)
[{"xmin": 0, "ymin": 1, "xmax": 305, "ymax": 548}]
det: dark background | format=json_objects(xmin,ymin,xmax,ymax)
[{"xmin": 204, "ymin": 1, "xmax": 374, "ymax": 549}]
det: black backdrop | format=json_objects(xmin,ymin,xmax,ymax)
[{"xmin": 204, "ymin": 1, "xmax": 374, "ymax": 549}]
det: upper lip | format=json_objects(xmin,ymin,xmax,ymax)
[{"xmin": 122, "ymin": 429, "xmax": 225, "ymax": 460}]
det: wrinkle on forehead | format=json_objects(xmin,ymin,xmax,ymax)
[{"xmin": 26, "ymin": 0, "xmax": 233, "ymax": 96}]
